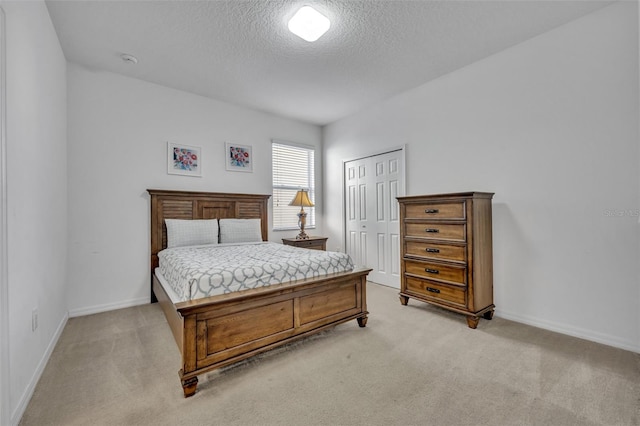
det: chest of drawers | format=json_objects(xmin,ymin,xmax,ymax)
[{"xmin": 397, "ymin": 192, "xmax": 494, "ymax": 328}]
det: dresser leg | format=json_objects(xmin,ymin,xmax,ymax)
[
  {"xmin": 181, "ymin": 376, "xmax": 198, "ymax": 398},
  {"xmin": 399, "ymin": 295, "xmax": 409, "ymax": 306},
  {"xmin": 466, "ymin": 316, "xmax": 479, "ymax": 329},
  {"xmin": 357, "ymin": 315, "xmax": 368, "ymax": 327}
]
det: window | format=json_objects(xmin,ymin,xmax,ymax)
[{"xmin": 272, "ymin": 141, "xmax": 315, "ymax": 231}]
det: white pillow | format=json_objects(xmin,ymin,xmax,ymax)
[
  {"xmin": 165, "ymin": 219, "xmax": 219, "ymax": 248},
  {"xmin": 219, "ymin": 218, "xmax": 263, "ymax": 244}
]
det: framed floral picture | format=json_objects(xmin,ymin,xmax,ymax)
[
  {"xmin": 225, "ymin": 142, "xmax": 253, "ymax": 172},
  {"xmin": 167, "ymin": 142, "xmax": 202, "ymax": 177}
]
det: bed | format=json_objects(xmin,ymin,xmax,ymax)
[{"xmin": 148, "ymin": 189, "xmax": 371, "ymax": 397}]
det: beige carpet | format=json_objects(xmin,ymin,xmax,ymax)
[{"xmin": 20, "ymin": 283, "xmax": 640, "ymax": 426}]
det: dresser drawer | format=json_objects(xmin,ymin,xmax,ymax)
[
  {"xmin": 405, "ymin": 277, "xmax": 466, "ymax": 306},
  {"xmin": 405, "ymin": 202, "xmax": 465, "ymax": 220},
  {"xmin": 404, "ymin": 259, "xmax": 466, "ymax": 285},
  {"xmin": 404, "ymin": 240, "xmax": 466, "ymax": 263},
  {"xmin": 405, "ymin": 223, "xmax": 466, "ymax": 242}
]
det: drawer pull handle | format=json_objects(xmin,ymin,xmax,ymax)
[
  {"xmin": 425, "ymin": 268, "xmax": 439, "ymax": 274},
  {"xmin": 425, "ymin": 248, "xmax": 440, "ymax": 253},
  {"xmin": 425, "ymin": 228, "xmax": 439, "ymax": 233},
  {"xmin": 426, "ymin": 287, "xmax": 440, "ymax": 294},
  {"xmin": 425, "ymin": 209, "xmax": 439, "ymax": 214}
]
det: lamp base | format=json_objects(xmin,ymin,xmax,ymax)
[
  {"xmin": 296, "ymin": 210, "xmax": 309, "ymax": 239},
  {"xmin": 296, "ymin": 231, "xmax": 310, "ymax": 240}
]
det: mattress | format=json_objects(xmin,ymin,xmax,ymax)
[{"xmin": 157, "ymin": 242, "xmax": 355, "ymax": 302}]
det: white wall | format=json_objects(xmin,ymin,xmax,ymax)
[
  {"xmin": 3, "ymin": 1, "xmax": 68, "ymax": 423},
  {"xmin": 324, "ymin": 2, "xmax": 640, "ymax": 352},
  {"xmin": 66, "ymin": 64, "xmax": 322, "ymax": 315}
]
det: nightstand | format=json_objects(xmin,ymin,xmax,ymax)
[{"xmin": 282, "ymin": 236, "xmax": 328, "ymax": 251}]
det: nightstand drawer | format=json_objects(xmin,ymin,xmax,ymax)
[
  {"xmin": 405, "ymin": 223, "xmax": 466, "ymax": 242},
  {"xmin": 294, "ymin": 239, "xmax": 325, "ymax": 250},
  {"xmin": 405, "ymin": 277, "xmax": 466, "ymax": 307},
  {"xmin": 405, "ymin": 202, "xmax": 465, "ymax": 220},
  {"xmin": 404, "ymin": 241, "xmax": 466, "ymax": 263},
  {"xmin": 282, "ymin": 237, "xmax": 327, "ymax": 251},
  {"xmin": 404, "ymin": 259, "xmax": 466, "ymax": 285}
]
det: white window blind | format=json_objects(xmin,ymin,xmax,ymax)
[{"xmin": 272, "ymin": 141, "xmax": 315, "ymax": 231}]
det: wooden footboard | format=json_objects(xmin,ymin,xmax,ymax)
[{"xmin": 155, "ymin": 267, "xmax": 370, "ymax": 397}]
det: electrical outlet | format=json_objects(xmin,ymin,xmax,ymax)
[{"xmin": 32, "ymin": 308, "xmax": 38, "ymax": 332}]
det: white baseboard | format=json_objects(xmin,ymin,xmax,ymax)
[
  {"xmin": 496, "ymin": 309, "xmax": 640, "ymax": 354},
  {"xmin": 11, "ymin": 312, "xmax": 68, "ymax": 426},
  {"xmin": 68, "ymin": 297, "xmax": 149, "ymax": 318}
]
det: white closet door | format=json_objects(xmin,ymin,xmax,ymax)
[{"xmin": 345, "ymin": 149, "xmax": 404, "ymax": 288}]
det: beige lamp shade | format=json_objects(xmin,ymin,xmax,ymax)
[{"xmin": 289, "ymin": 189, "xmax": 314, "ymax": 207}]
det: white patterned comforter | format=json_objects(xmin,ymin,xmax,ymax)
[{"xmin": 157, "ymin": 242, "xmax": 354, "ymax": 301}]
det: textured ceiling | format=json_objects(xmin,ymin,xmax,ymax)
[{"xmin": 46, "ymin": 0, "xmax": 612, "ymax": 125}]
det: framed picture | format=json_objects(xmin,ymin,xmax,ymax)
[
  {"xmin": 225, "ymin": 142, "xmax": 253, "ymax": 172},
  {"xmin": 167, "ymin": 142, "xmax": 202, "ymax": 177}
]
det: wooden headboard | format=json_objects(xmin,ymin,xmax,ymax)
[{"xmin": 147, "ymin": 189, "xmax": 271, "ymax": 301}]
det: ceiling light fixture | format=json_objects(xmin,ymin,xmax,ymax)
[{"xmin": 288, "ymin": 6, "xmax": 330, "ymax": 42}]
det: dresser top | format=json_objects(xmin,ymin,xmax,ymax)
[{"xmin": 397, "ymin": 192, "xmax": 494, "ymax": 202}]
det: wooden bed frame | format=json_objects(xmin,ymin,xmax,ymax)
[{"xmin": 148, "ymin": 189, "xmax": 371, "ymax": 397}]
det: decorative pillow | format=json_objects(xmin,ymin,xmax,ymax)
[
  {"xmin": 165, "ymin": 219, "xmax": 219, "ymax": 248},
  {"xmin": 219, "ymin": 218, "xmax": 263, "ymax": 244}
]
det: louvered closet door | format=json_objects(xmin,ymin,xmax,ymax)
[{"xmin": 344, "ymin": 150, "xmax": 404, "ymax": 288}]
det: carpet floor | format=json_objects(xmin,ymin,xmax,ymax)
[{"xmin": 20, "ymin": 283, "xmax": 640, "ymax": 426}]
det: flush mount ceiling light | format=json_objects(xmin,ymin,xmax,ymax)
[{"xmin": 288, "ymin": 6, "xmax": 330, "ymax": 42}]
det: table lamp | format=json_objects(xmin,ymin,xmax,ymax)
[{"xmin": 289, "ymin": 189, "xmax": 314, "ymax": 239}]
